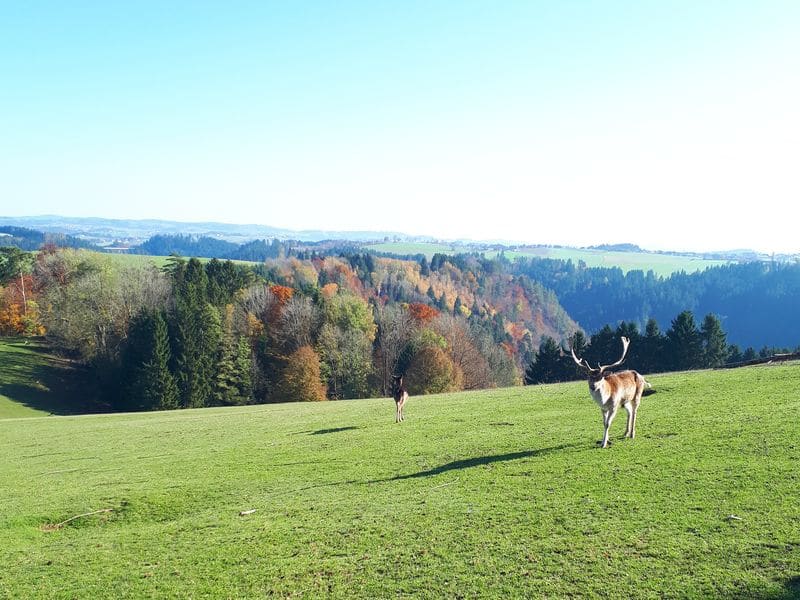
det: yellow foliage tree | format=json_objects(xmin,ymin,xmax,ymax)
[{"xmin": 275, "ymin": 345, "xmax": 327, "ymax": 402}]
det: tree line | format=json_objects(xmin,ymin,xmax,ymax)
[
  {"xmin": 524, "ymin": 310, "xmax": 799, "ymax": 385},
  {"xmin": 2, "ymin": 244, "xmax": 798, "ymax": 412},
  {"xmin": 2, "ymin": 248, "xmax": 537, "ymax": 411}
]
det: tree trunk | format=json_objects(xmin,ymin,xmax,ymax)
[{"xmin": 20, "ymin": 272, "xmax": 27, "ymax": 315}]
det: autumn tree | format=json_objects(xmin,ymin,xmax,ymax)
[
  {"xmin": 318, "ymin": 292, "xmax": 376, "ymax": 399},
  {"xmin": 404, "ymin": 344, "xmax": 462, "ymax": 395},
  {"xmin": 274, "ymin": 345, "xmax": 326, "ymax": 402},
  {"xmin": 0, "ymin": 247, "xmax": 34, "ymax": 316},
  {"xmin": 408, "ymin": 302, "xmax": 439, "ymax": 324},
  {"xmin": 36, "ymin": 250, "xmax": 132, "ymax": 361},
  {"xmin": 432, "ymin": 314, "xmax": 491, "ymax": 390}
]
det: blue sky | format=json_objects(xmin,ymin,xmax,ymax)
[{"xmin": 1, "ymin": 1, "xmax": 798, "ymax": 252}]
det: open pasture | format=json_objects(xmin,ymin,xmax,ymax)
[{"xmin": 1, "ymin": 364, "xmax": 798, "ymax": 598}]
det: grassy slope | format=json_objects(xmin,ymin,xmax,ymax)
[
  {"xmin": 365, "ymin": 242, "xmax": 729, "ymax": 276},
  {"xmin": 1, "ymin": 365, "xmax": 799, "ymax": 598},
  {"xmin": 0, "ymin": 338, "xmax": 92, "ymax": 419}
]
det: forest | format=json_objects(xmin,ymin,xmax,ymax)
[
  {"xmin": 513, "ymin": 257, "xmax": 800, "ymax": 348},
  {"xmin": 0, "ymin": 226, "xmax": 100, "ymax": 252},
  {"xmin": 1, "ymin": 242, "xmax": 798, "ymax": 411}
]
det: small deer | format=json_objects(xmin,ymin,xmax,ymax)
[
  {"xmin": 570, "ymin": 336, "xmax": 650, "ymax": 448},
  {"xmin": 391, "ymin": 374, "xmax": 408, "ymax": 423}
]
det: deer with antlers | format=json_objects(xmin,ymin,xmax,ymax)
[
  {"xmin": 571, "ymin": 336, "xmax": 650, "ymax": 448},
  {"xmin": 391, "ymin": 374, "xmax": 408, "ymax": 423}
]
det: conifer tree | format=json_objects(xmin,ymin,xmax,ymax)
[
  {"xmin": 124, "ymin": 310, "xmax": 178, "ymax": 411},
  {"xmin": 525, "ymin": 336, "xmax": 567, "ymax": 384},
  {"xmin": 640, "ymin": 318, "xmax": 664, "ymax": 373},
  {"xmin": 212, "ymin": 305, "xmax": 253, "ymax": 405},
  {"xmin": 700, "ymin": 313, "xmax": 729, "ymax": 367},
  {"xmin": 171, "ymin": 259, "xmax": 219, "ymax": 408},
  {"xmin": 666, "ymin": 310, "xmax": 703, "ymax": 371}
]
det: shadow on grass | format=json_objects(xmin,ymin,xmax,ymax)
[
  {"xmin": 723, "ymin": 576, "xmax": 800, "ymax": 599},
  {"xmin": 311, "ymin": 426, "xmax": 360, "ymax": 435},
  {"xmin": 0, "ymin": 339, "xmax": 96, "ymax": 416},
  {"xmin": 373, "ymin": 443, "xmax": 584, "ymax": 483}
]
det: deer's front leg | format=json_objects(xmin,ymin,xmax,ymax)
[{"xmin": 601, "ymin": 407, "xmax": 617, "ymax": 448}]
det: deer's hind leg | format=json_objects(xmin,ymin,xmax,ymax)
[{"xmin": 623, "ymin": 402, "xmax": 634, "ymax": 438}]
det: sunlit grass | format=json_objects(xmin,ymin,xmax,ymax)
[{"xmin": 1, "ymin": 364, "xmax": 798, "ymax": 597}]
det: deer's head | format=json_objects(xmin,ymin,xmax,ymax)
[{"xmin": 571, "ymin": 336, "xmax": 630, "ymax": 387}]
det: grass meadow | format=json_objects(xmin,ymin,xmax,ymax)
[{"xmin": 1, "ymin": 360, "xmax": 798, "ymax": 598}]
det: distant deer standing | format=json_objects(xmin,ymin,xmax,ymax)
[
  {"xmin": 391, "ymin": 375, "xmax": 408, "ymax": 423},
  {"xmin": 570, "ymin": 336, "xmax": 650, "ymax": 448}
]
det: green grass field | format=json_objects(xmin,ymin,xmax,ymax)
[
  {"xmin": 366, "ymin": 242, "xmax": 730, "ymax": 276},
  {"xmin": 2, "ymin": 360, "xmax": 799, "ymax": 597}
]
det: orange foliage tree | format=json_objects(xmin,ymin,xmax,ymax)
[
  {"xmin": 407, "ymin": 302, "xmax": 439, "ymax": 323},
  {"xmin": 274, "ymin": 345, "xmax": 327, "ymax": 402},
  {"xmin": 404, "ymin": 345, "xmax": 463, "ymax": 395}
]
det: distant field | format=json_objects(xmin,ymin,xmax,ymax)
[
  {"xmin": 366, "ymin": 242, "xmax": 730, "ymax": 276},
  {"xmin": 87, "ymin": 252, "xmax": 258, "ymax": 269},
  {"xmin": 366, "ymin": 241, "xmax": 468, "ymax": 258},
  {"xmin": 2, "ymin": 363, "xmax": 798, "ymax": 597},
  {"xmin": 100, "ymin": 252, "xmax": 170, "ymax": 268}
]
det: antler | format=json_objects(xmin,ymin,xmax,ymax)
[
  {"xmin": 570, "ymin": 345, "xmax": 592, "ymax": 371},
  {"xmin": 598, "ymin": 336, "xmax": 630, "ymax": 373}
]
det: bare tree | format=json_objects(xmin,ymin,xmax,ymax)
[
  {"xmin": 277, "ymin": 295, "xmax": 321, "ymax": 352},
  {"xmin": 432, "ymin": 314, "xmax": 492, "ymax": 390},
  {"xmin": 374, "ymin": 304, "xmax": 415, "ymax": 394}
]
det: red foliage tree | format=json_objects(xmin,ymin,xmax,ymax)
[{"xmin": 408, "ymin": 303, "xmax": 439, "ymax": 323}]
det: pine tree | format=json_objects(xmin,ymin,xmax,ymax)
[
  {"xmin": 525, "ymin": 337, "xmax": 568, "ymax": 384},
  {"xmin": 453, "ymin": 296, "xmax": 463, "ymax": 316},
  {"xmin": 640, "ymin": 318, "xmax": 664, "ymax": 373},
  {"xmin": 566, "ymin": 331, "xmax": 589, "ymax": 380},
  {"xmin": 700, "ymin": 313, "xmax": 728, "ymax": 367},
  {"xmin": 124, "ymin": 310, "xmax": 178, "ymax": 411},
  {"xmin": 666, "ymin": 310, "xmax": 703, "ymax": 371},
  {"xmin": 171, "ymin": 259, "xmax": 220, "ymax": 408},
  {"xmin": 727, "ymin": 344, "xmax": 743, "ymax": 364},
  {"xmin": 212, "ymin": 306, "xmax": 253, "ymax": 405},
  {"xmin": 586, "ymin": 325, "xmax": 616, "ymax": 368},
  {"xmin": 234, "ymin": 337, "xmax": 254, "ymax": 402}
]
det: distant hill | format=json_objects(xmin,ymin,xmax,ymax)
[
  {"xmin": 0, "ymin": 215, "xmax": 410, "ymax": 247},
  {"xmin": 0, "ymin": 226, "xmax": 101, "ymax": 251}
]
